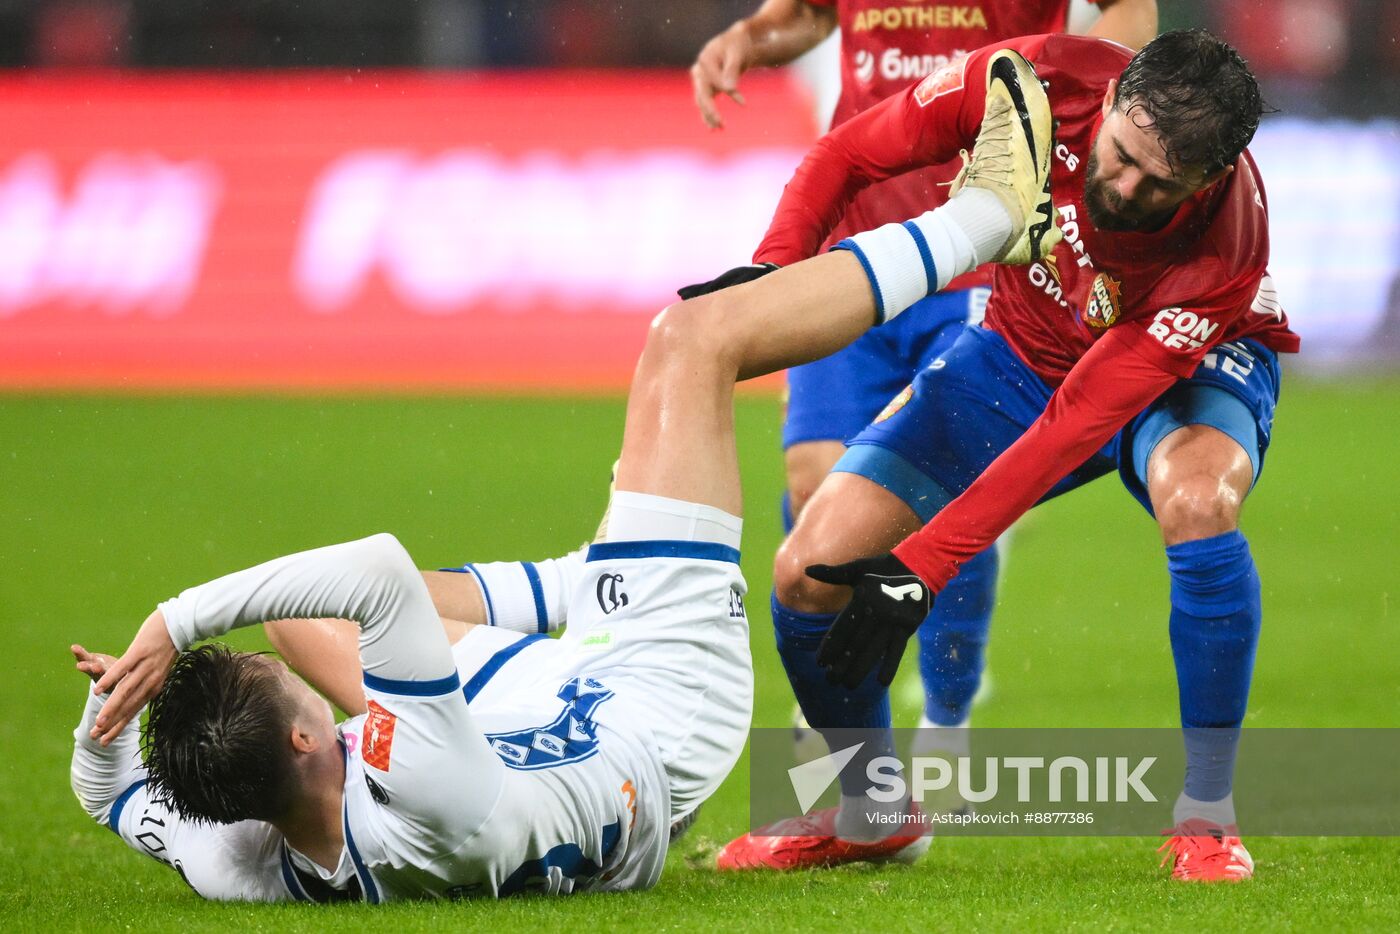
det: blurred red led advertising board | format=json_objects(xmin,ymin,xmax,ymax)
[
  {"xmin": 1, "ymin": 72, "xmax": 1395, "ymax": 391},
  {"xmin": 0, "ymin": 72, "xmax": 814, "ymax": 391}
]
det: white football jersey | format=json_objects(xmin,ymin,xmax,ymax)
[
  {"xmin": 76, "ymin": 529, "xmax": 750, "ymax": 901},
  {"xmin": 78, "ymin": 535, "xmax": 673, "ymax": 901}
]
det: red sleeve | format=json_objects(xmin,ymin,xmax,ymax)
[
  {"xmin": 752, "ymin": 47, "xmax": 994, "ymax": 264},
  {"xmin": 1117, "ymin": 155, "xmax": 1277, "ymax": 377},
  {"xmin": 892, "ymin": 327, "xmax": 1179, "ymax": 590},
  {"xmin": 1117, "ymin": 282, "xmax": 1259, "ymax": 380}
]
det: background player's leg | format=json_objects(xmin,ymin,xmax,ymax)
[
  {"xmin": 783, "ymin": 442, "xmax": 847, "ymax": 528},
  {"xmin": 898, "ymin": 294, "xmax": 1001, "ymax": 739},
  {"xmin": 780, "ymin": 322, "xmax": 906, "ymax": 526},
  {"xmin": 616, "ymin": 250, "xmax": 876, "ymax": 514},
  {"xmin": 1146, "ymin": 419, "xmax": 1259, "ymax": 828},
  {"xmin": 917, "ymin": 544, "xmax": 997, "ymax": 727}
]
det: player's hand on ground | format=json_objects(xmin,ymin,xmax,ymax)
[
  {"xmin": 677, "ymin": 263, "xmax": 779, "ymax": 300},
  {"xmin": 71, "ymin": 644, "xmax": 118, "ymax": 684},
  {"xmin": 691, "ymin": 24, "xmax": 752, "ymax": 129},
  {"xmin": 808, "ymin": 553, "xmax": 932, "ymax": 689},
  {"xmin": 91, "ymin": 609, "xmax": 178, "ymax": 745}
]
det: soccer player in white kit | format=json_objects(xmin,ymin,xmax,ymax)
[{"xmin": 70, "ymin": 428, "xmax": 762, "ymax": 897}]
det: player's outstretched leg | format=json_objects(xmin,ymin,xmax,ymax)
[
  {"xmin": 616, "ymin": 250, "xmax": 877, "ymax": 515},
  {"xmin": 829, "ymin": 49, "xmax": 1058, "ymax": 332}
]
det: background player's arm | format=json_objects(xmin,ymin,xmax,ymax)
[
  {"xmin": 1085, "ymin": 0, "xmax": 1158, "ymax": 52},
  {"xmin": 692, "ymin": 0, "xmax": 837, "ymax": 129}
]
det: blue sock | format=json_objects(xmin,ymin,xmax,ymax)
[
  {"xmin": 771, "ymin": 592, "xmax": 894, "ymax": 797},
  {"xmin": 917, "ymin": 545, "xmax": 998, "ymax": 725},
  {"xmin": 1167, "ymin": 530, "xmax": 1261, "ymax": 804}
]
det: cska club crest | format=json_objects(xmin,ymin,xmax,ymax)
[
  {"xmin": 875, "ymin": 384, "xmax": 914, "ymax": 423},
  {"xmin": 1083, "ymin": 272, "xmax": 1122, "ymax": 329}
]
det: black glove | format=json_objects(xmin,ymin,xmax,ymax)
[
  {"xmin": 677, "ymin": 263, "xmax": 779, "ymax": 300},
  {"xmin": 808, "ymin": 553, "xmax": 932, "ymax": 689}
]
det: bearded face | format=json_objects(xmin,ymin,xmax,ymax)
[{"xmin": 1082, "ymin": 88, "xmax": 1227, "ymax": 234}]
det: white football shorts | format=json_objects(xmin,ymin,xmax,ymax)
[{"xmin": 450, "ymin": 539, "xmax": 752, "ymax": 824}]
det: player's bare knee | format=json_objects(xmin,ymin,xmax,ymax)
[
  {"xmin": 645, "ymin": 300, "xmax": 730, "ymax": 372},
  {"xmin": 773, "ymin": 536, "xmax": 848, "ymax": 614},
  {"xmin": 1153, "ymin": 475, "xmax": 1243, "ymax": 545}
]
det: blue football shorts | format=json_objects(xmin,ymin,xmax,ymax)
[
  {"xmin": 833, "ymin": 324, "xmax": 1282, "ymax": 522},
  {"xmin": 782, "ymin": 287, "xmax": 991, "ymax": 449}
]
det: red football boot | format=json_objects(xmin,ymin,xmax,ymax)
[
  {"xmin": 716, "ymin": 805, "xmax": 930, "ymax": 872},
  {"xmin": 1157, "ymin": 819, "xmax": 1255, "ymax": 882}
]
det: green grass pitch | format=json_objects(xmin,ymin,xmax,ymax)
[{"xmin": 2, "ymin": 376, "xmax": 1398, "ymax": 930}]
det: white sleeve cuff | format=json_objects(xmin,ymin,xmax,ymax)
[
  {"xmin": 834, "ymin": 219, "xmax": 937, "ymax": 323},
  {"xmin": 158, "ymin": 597, "xmax": 197, "ymax": 651}
]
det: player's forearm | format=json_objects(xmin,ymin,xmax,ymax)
[
  {"xmin": 1086, "ymin": 0, "xmax": 1158, "ymax": 52},
  {"xmin": 161, "ymin": 533, "xmax": 455, "ymax": 685},
  {"xmin": 738, "ymin": 0, "xmax": 837, "ymax": 68},
  {"xmin": 160, "ymin": 534, "xmax": 417, "ymax": 647},
  {"xmin": 894, "ymin": 331, "xmax": 1177, "ymax": 588},
  {"xmin": 427, "ymin": 549, "xmax": 585, "ymax": 634},
  {"xmin": 71, "ymin": 689, "xmax": 144, "ymax": 822}
]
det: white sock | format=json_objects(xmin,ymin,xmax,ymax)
[
  {"xmin": 912, "ymin": 714, "xmax": 971, "ymax": 757},
  {"xmin": 1173, "ymin": 791, "xmax": 1238, "ymax": 829},
  {"xmin": 605, "ymin": 490, "xmax": 742, "ymax": 550},
  {"xmin": 836, "ymin": 187, "xmax": 1013, "ymax": 323},
  {"xmin": 459, "ymin": 550, "xmax": 585, "ymax": 634},
  {"xmin": 940, "ymin": 187, "xmax": 1015, "ymax": 266}
]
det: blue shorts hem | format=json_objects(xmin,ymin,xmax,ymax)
[
  {"xmin": 1118, "ymin": 340, "xmax": 1280, "ymax": 515},
  {"xmin": 832, "ymin": 442, "xmax": 952, "ymax": 523}
]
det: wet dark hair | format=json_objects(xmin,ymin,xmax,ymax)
[
  {"xmin": 142, "ymin": 644, "xmax": 297, "ymax": 824},
  {"xmin": 1114, "ymin": 29, "xmax": 1270, "ymax": 175}
]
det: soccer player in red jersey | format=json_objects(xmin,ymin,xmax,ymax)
[
  {"xmin": 694, "ymin": 31, "xmax": 1292, "ymax": 879},
  {"xmin": 692, "ymin": 0, "xmax": 1158, "ymax": 799}
]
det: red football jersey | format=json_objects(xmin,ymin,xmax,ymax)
[
  {"xmin": 755, "ymin": 33, "xmax": 1302, "ymax": 588},
  {"xmin": 762, "ymin": 0, "xmax": 1079, "ymax": 289}
]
